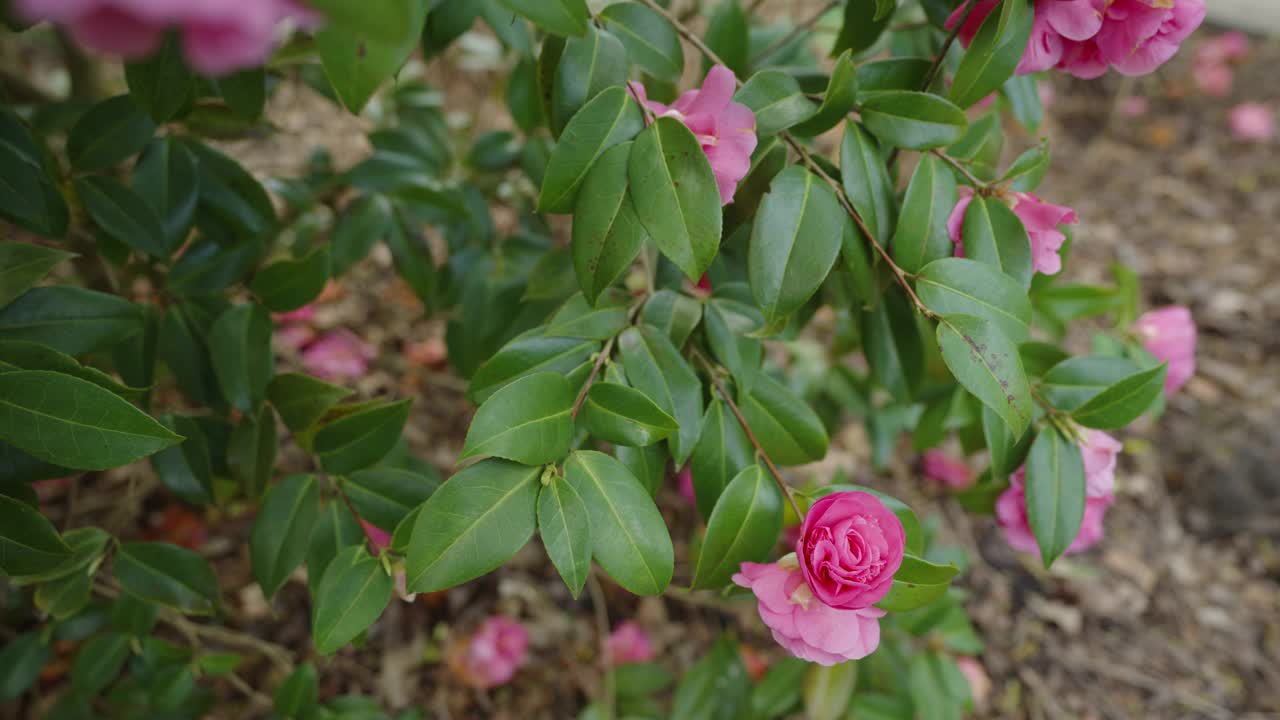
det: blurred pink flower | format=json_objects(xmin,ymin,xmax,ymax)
[
  {"xmin": 996, "ymin": 467, "xmax": 1112, "ymax": 556},
  {"xmin": 733, "ymin": 559, "xmax": 885, "ymax": 666},
  {"xmin": 1120, "ymin": 96, "xmax": 1150, "ymax": 117},
  {"xmin": 948, "ymin": 187, "xmax": 1078, "ymax": 276},
  {"xmin": 922, "ymin": 450, "xmax": 974, "ymax": 490},
  {"xmin": 1192, "ymin": 59, "xmax": 1232, "ymax": 96},
  {"xmin": 1093, "ymin": 0, "xmax": 1205, "ymax": 77},
  {"xmin": 606, "ymin": 622, "xmax": 655, "ymax": 665},
  {"xmin": 957, "ymin": 657, "xmax": 992, "ymax": 708},
  {"xmin": 1196, "ymin": 31, "xmax": 1248, "ymax": 64},
  {"xmin": 1227, "ymin": 102, "xmax": 1275, "ymax": 142},
  {"xmin": 448, "ymin": 617, "xmax": 529, "ymax": 690},
  {"xmin": 1133, "ymin": 306, "xmax": 1198, "ymax": 394},
  {"xmin": 1080, "ymin": 430, "xmax": 1121, "ymax": 498},
  {"xmin": 275, "ymin": 324, "xmax": 317, "ymax": 353},
  {"xmin": 301, "ymin": 329, "xmax": 375, "ymax": 381},
  {"xmin": 629, "ymin": 65, "xmax": 758, "ymax": 205},
  {"xmin": 273, "ymin": 305, "xmax": 316, "ymax": 325},
  {"xmin": 677, "ymin": 465, "xmax": 696, "ymax": 506}
]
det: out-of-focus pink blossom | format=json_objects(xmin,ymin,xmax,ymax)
[
  {"xmin": 996, "ymin": 467, "xmax": 1112, "ymax": 556},
  {"xmin": 629, "ymin": 65, "xmax": 758, "ymax": 205},
  {"xmin": 677, "ymin": 465, "xmax": 696, "ymax": 506},
  {"xmin": 1038, "ymin": 80, "xmax": 1056, "ymax": 109},
  {"xmin": 922, "ymin": 450, "xmax": 974, "ymax": 490},
  {"xmin": 947, "ymin": 187, "xmax": 1078, "ymax": 277},
  {"xmin": 796, "ymin": 492, "xmax": 905, "ymax": 610},
  {"xmin": 1133, "ymin": 306, "xmax": 1198, "ymax": 394},
  {"xmin": 1080, "ymin": 430, "xmax": 1121, "ymax": 498},
  {"xmin": 733, "ymin": 558, "xmax": 885, "ymax": 666},
  {"xmin": 1094, "ymin": 0, "xmax": 1206, "ymax": 77},
  {"xmin": 606, "ymin": 622, "xmax": 655, "ymax": 665},
  {"xmin": 1120, "ymin": 96, "xmax": 1150, "ymax": 117},
  {"xmin": 448, "ymin": 617, "xmax": 529, "ymax": 690},
  {"xmin": 1227, "ymin": 102, "xmax": 1275, "ymax": 143},
  {"xmin": 1192, "ymin": 59, "xmax": 1232, "ymax": 96},
  {"xmin": 301, "ymin": 329, "xmax": 375, "ymax": 381},
  {"xmin": 1196, "ymin": 31, "xmax": 1248, "ymax": 64},
  {"xmin": 957, "ymin": 657, "xmax": 992, "ymax": 708},
  {"xmin": 273, "ymin": 305, "xmax": 316, "ymax": 325}
]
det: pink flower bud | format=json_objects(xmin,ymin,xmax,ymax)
[
  {"xmin": 606, "ymin": 622, "xmax": 655, "ymax": 665},
  {"xmin": 300, "ymin": 329, "xmax": 375, "ymax": 381},
  {"xmin": 447, "ymin": 617, "xmax": 529, "ymax": 690},
  {"xmin": 796, "ymin": 492, "xmax": 905, "ymax": 610},
  {"xmin": 359, "ymin": 519, "xmax": 391, "ymax": 553},
  {"xmin": 1227, "ymin": 103, "xmax": 1275, "ymax": 143},
  {"xmin": 1133, "ymin": 306, "xmax": 1197, "ymax": 394},
  {"xmin": 921, "ymin": 450, "xmax": 974, "ymax": 490},
  {"xmin": 733, "ymin": 559, "xmax": 885, "ymax": 666}
]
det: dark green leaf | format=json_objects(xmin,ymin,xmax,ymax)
[
  {"xmin": 110, "ymin": 593, "xmax": 158, "ymax": 637},
  {"xmin": 469, "ymin": 335, "xmax": 598, "ymax": 405},
  {"xmin": 36, "ymin": 567, "xmax": 92, "ymax": 619},
  {"xmin": 315, "ymin": 399, "xmax": 411, "ymax": 475},
  {"xmin": 251, "ymin": 248, "xmax": 330, "ymax": 313},
  {"xmin": 114, "ymin": 542, "xmax": 219, "ymax": 614},
  {"xmin": 274, "ymin": 663, "xmax": 319, "ymax": 720},
  {"xmin": 552, "ymin": 26, "xmax": 628, "ymax": 135},
  {"xmin": 692, "ymin": 465, "xmax": 782, "ymax": 589},
  {"xmin": 0, "ymin": 286, "xmax": 142, "ymax": 355},
  {"xmin": 539, "ymin": 86, "xmax": 645, "ymax": 214},
  {"xmin": 891, "ymin": 154, "xmax": 957, "ymax": 273},
  {"xmin": 312, "ymin": 546, "xmax": 392, "ymax": 654},
  {"xmin": 8, "ymin": 527, "xmax": 108, "ymax": 586},
  {"xmin": 917, "ymin": 257, "xmax": 1032, "ymax": 342},
  {"xmin": 461, "ymin": 372, "xmax": 574, "ymax": 465},
  {"xmin": 0, "ymin": 633, "xmax": 50, "ymax": 701},
  {"xmin": 67, "ymin": 95, "xmax": 155, "ymax": 172},
  {"xmin": 734, "ymin": 70, "xmax": 817, "ymax": 136},
  {"xmin": 0, "ymin": 241, "xmax": 75, "ymax": 310},
  {"xmin": 950, "ymin": 0, "xmax": 1032, "ymax": 109},
  {"xmin": 840, "ymin": 123, "xmax": 896, "ymax": 243},
  {"xmin": 251, "ymin": 475, "xmax": 321, "ymax": 598},
  {"xmin": 545, "ymin": 293, "xmax": 629, "ymax": 340},
  {"xmin": 160, "ymin": 305, "xmax": 225, "ymax": 409},
  {"xmin": 343, "ymin": 467, "xmax": 439, "ymax": 532},
  {"xmin": 183, "ymin": 139, "xmax": 275, "ymax": 237},
  {"xmin": 750, "ymin": 658, "xmax": 807, "ymax": 719},
  {"xmin": 616, "ymin": 443, "xmax": 667, "ymax": 497},
  {"xmin": 618, "ymin": 326, "xmax": 703, "ymax": 465},
  {"xmin": 75, "ymin": 175, "xmax": 167, "ymax": 258},
  {"xmin": 496, "ymin": 0, "xmax": 589, "ymax": 37},
  {"xmin": 124, "ymin": 34, "xmax": 193, "ymax": 123},
  {"xmin": 1025, "ymin": 426, "xmax": 1085, "ymax": 567},
  {"xmin": 267, "ymin": 372, "xmax": 352, "ymax": 432},
  {"xmin": 71, "ymin": 632, "xmax": 130, "ymax": 694},
  {"xmin": 307, "ymin": 0, "xmax": 426, "ymax": 41},
  {"xmin": 864, "ymin": 287, "xmax": 924, "ymax": 402},
  {"xmin": 0, "ymin": 339, "xmax": 143, "ymax": 401},
  {"xmin": 209, "ymin": 303, "xmax": 274, "ymax": 413},
  {"xmin": 0, "ymin": 494, "xmax": 71, "ymax": 575},
  {"xmin": 640, "ymin": 289, "xmax": 702, "ymax": 349},
  {"xmin": 689, "ymin": 399, "xmax": 754, "ymax": 520},
  {"xmin": 538, "ymin": 478, "xmax": 591, "ymax": 598},
  {"xmin": 791, "ymin": 51, "xmax": 859, "ymax": 137},
  {"xmin": 1039, "ymin": 356, "xmax": 1140, "ymax": 412},
  {"xmin": 671, "ymin": 634, "xmax": 749, "ymax": 720},
  {"xmin": 151, "ymin": 416, "xmax": 214, "ymax": 505},
  {"xmin": 582, "ymin": 382, "xmax": 679, "ymax": 448},
  {"xmin": 1071, "ymin": 364, "xmax": 1166, "ymax": 430},
  {"xmin": 856, "ymin": 57, "xmax": 933, "ymax": 98},
  {"xmin": 703, "ymin": 0, "xmax": 749, "ymax": 76},
  {"xmin": 214, "ymin": 68, "xmax": 266, "ymax": 119},
  {"xmin": 570, "ymin": 142, "xmax": 647, "ymax": 304},
  {"xmin": 306, "ymin": 499, "xmax": 365, "ymax": 596},
  {"xmin": 229, "ymin": 407, "xmax": 277, "ymax": 499},
  {"xmin": 741, "ymin": 373, "xmax": 828, "ymax": 466},
  {"xmin": 331, "ymin": 195, "xmax": 392, "ymax": 275},
  {"xmin": 983, "ymin": 405, "xmax": 1031, "ymax": 479},
  {"xmin": 833, "ymin": 0, "xmax": 895, "ymax": 54},
  {"xmin": 133, "ymin": 137, "xmax": 199, "ymax": 254},
  {"xmin": 962, "ymin": 195, "xmax": 1033, "ymax": 288},
  {"xmin": 601, "ymin": 2, "xmax": 683, "ymax": 81},
  {"xmin": 876, "ymin": 554, "xmax": 959, "ymax": 611},
  {"xmin": 860, "ymin": 91, "xmax": 967, "ymax": 150},
  {"xmin": 936, "ymin": 314, "xmax": 1032, "ymax": 437}
]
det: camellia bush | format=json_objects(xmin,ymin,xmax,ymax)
[{"xmin": 0, "ymin": 0, "xmax": 1203, "ymax": 717}]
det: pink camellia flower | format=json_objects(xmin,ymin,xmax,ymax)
[
  {"xmin": 14, "ymin": 0, "xmax": 316, "ymax": 75},
  {"xmin": 606, "ymin": 622, "xmax": 655, "ymax": 665},
  {"xmin": 1080, "ymin": 430, "xmax": 1122, "ymax": 498},
  {"xmin": 1094, "ymin": 0, "xmax": 1206, "ymax": 77},
  {"xmin": 1227, "ymin": 103, "xmax": 1275, "ymax": 143},
  {"xmin": 948, "ymin": 0, "xmax": 1104, "ymax": 75},
  {"xmin": 795, "ymin": 491, "xmax": 905, "ymax": 611},
  {"xmin": 922, "ymin": 450, "xmax": 974, "ymax": 490},
  {"xmin": 301, "ymin": 329, "xmax": 375, "ymax": 381},
  {"xmin": 1133, "ymin": 306, "xmax": 1197, "ymax": 394},
  {"xmin": 1119, "ymin": 95, "xmax": 1150, "ymax": 117},
  {"xmin": 1196, "ymin": 31, "xmax": 1248, "ymax": 64},
  {"xmin": 947, "ymin": 187, "xmax": 1078, "ymax": 277},
  {"xmin": 629, "ymin": 65, "xmax": 758, "ymax": 205},
  {"xmin": 1192, "ymin": 58, "xmax": 1232, "ymax": 96},
  {"xmin": 996, "ymin": 466, "xmax": 1112, "ymax": 556},
  {"xmin": 447, "ymin": 617, "xmax": 530, "ymax": 690},
  {"xmin": 733, "ymin": 558, "xmax": 885, "ymax": 666}
]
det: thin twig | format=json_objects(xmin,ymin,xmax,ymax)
[
  {"xmin": 931, "ymin": 148, "xmax": 989, "ymax": 189},
  {"xmin": 572, "ymin": 335, "xmax": 618, "ymax": 420},
  {"xmin": 751, "ymin": 0, "xmax": 840, "ymax": 65},
  {"xmin": 920, "ymin": 0, "xmax": 984, "ymax": 91},
  {"xmin": 586, "ymin": 573, "xmax": 616, "ymax": 720}
]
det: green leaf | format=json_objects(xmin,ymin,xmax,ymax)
[
  {"xmin": 802, "ymin": 660, "xmax": 857, "ymax": 720},
  {"xmin": 614, "ymin": 662, "xmax": 675, "ymax": 697},
  {"xmin": 570, "ymin": 142, "xmax": 648, "ymax": 304},
  {"xmin": 114, "ymin": 542, "xmax": 219, "ymax": 614},
  {"xmin": 74, "ymin": 175, "xmax": 167, "ymax": 258},
  {"xmin": 936, "ymin": 314, "xmax": 1032, "ymax": 437},
  {"xmin": 671, "ymin": 634, "xmax": 750, "ymax": 720},
  {"xmin": 0, "ymin": 632, "xmax": 50, "ymax": 701},
  {"xmin": 918, "ymin": 257, "xmax": 1032, "ymax": 343},
  {"xmin": 67, "ymin": 95, "xmax": 155, "ymax": 172},
  {"xmin": 0, "ymin": 112, "xmax": 67, "ymax": 239},
  {"xmin": 750, "ymin": 658, "xmax": 807, "ymax": 719},
  {"xmin": 734, "ymin": 70, "xmax": 817, "ymax": 136},
  {"xmin": 908, "ymin": 651, "xmax": 970, "ymax": 720},
  {"xmin": 616, "ymin": 443, "xmax": 667, "ymax": 497},
  {"xmin": 0, "ymin": 370, "xmax": 179, "ymax": 470},
  {"xmin": 552, "ymin": 26, "xmax": 628, "ymax": 135},
  {"xmin": 1001, "ymin": 72, "xmax": 1044, "ymax": 132},
  {"xmin": 267, "ymin": 372, "xmax": 352, "ymax": 432},
  {"xmin": 840, "ymin": 123, "xmax": 896, "ymax": 243},
  {"xmin": 876, "ymin": 554, "xmax": 960, "ymax": 611},
  {"xmin": 133, "ymin": 137, "xmax": 199, "ymax": 254},
  {"xmin": 251, "ymin": 475, "xmax": 321, "ymax": 598},
  {"xmin": 0, "ymin": 286, "xmax": 142, "ymax": 355},
  {"xmin": 209, "ymin": 303, "xmax": 274, "ymax": 414},
  {"xmin": 36, "ymin": 566, "xmax": 92, "ymax": 619},
  {"xmin": 316, "ymin": 0, "xmax": 430, "ymax": 113},
  {"xmin": 406, "ymin": 459, "xmax": 540, "ymax": 592},
  {"xmin": 229, "ymin": 406, "xmax": 278, "ymax": 499},
  {"xmin": 537, "ymin": 478, "xmax": 591, "ymax": 598},
  {"xmin": 860, "ymin": 91, "xmax": 968, "ymax": 150},
  {"xmin": 891, "ymin": 154, "xmax": 957, "ymax": 274},
  {"xmin": 9, "ymin": 527, "xmax": 109, "ymax": 586},
  {"xmin": 640, "ymin": 289, "xmax": 703, "ymax": 349},
  {"xmin": 312, "ymin": 546, "xmax": 393, "ymax": 654},
  {"xmin": 703, "ymin": 299, "xmax": 762, "ymax": 392},
  {"xmin": 315, "ymin": 399, "xmax": 411, "ymax": 475},
  {"xmin": 214, "ymin": 68, "xmax": 266, "ymax": 119},
  {"xmin": 1071, "ymin": 364, "xmax": 1167, "ymax": 430},
  {"xmin": 306, "ymin": 499, "xmax": 365, "ymax": 597},
  {"xmin": 182, "ymin": 139, "xmax": 274, "ymax": 237},
  {"xmin": 342, "ymin": 467, "xmax": 439, "ymax": 532},
  {"xmin": 689, "ymin": 399, "xmax": 754, "ymax": 520},
  {"xmin": 110, "ymin": 593, "xmax": 158, "ymax": 636},
  {"xmin": 461, "ymin": 372, "xmax": 574, "ymax": 465},
  {"xmin": 124, "ymin": 34, "xmax": 193, "ymax": 123},
  {"xmin": 0, "ymin": 241, "xmax": 74, "ymax": 310},
  {"xmin": 741, "ymin": 372, "xmax": 829, "ymax": 466},
  {"xmin": 1039, "ymin": 356, "xmax": 1140, "ymax": 412},
  {"xmin": 833, "ymin": 0, "xmax": 895, "ymax": 54},
  {"xmin": 1024, "ymin": 426, "xmax": 1085, "ymax": 567},
  {"xmin": 469, "ymin": 336, "xmax": 598, "ymax": 405},
  {"xmin": 331, "ymin": 194, "xmax": 392, "ymax": 275},
  {"xmin": 749, "ymin": 166, "xmax": 845, "ymax": 326},
  {"xmin": 629, "ymin": 117, "xmax": 723, "ymax": 280},
  {"xmin": 618, "ymin": 326, "xmax": 703, "ymax": 466},
  {"xmin": 864, "ymin": 287, "xmax": 923, "ymax": 402},
  {"xmin": 306, "ymin": 0, "xmax": 425, "ymax": 41},
  {"xmin": 546, "ymin": 293, "xmax": 629, "ymax": 340},
  {"xmin": 692, "ymin": 465, "xmax": 782, "ymax": 589},
  {"xmin": 251, "ymin": 248, "xmax": 331, "ymax": 313},
  {"xmin": 962, "ymin": 195, "xmax": 1033, "ymax": 288},
  {"xmin": 600, "ymin": 2, "xmax": 683, "ymax": 81},
  {"xmin": 950, "ymin": 0, "xmax": 1032, "ymax": 109},
  {"xmin": 791, "ymin": 51, "xmax": 859, "ymax": 137},
  {"xmin": 983, "ymin": 405, "xmax": 1031, "ymax": 479},
  {"xmin": 0, "ymin": 340, "xmax": 142, "ymax": 401},
  {"xmin": 582, "ymin": 382, "xmax": 679, "ymax": 448},
  {"xmin": 703, "ymin": 0, "xmax": 748, "ymax": 76},
  {"xmin": 150, "ymin": 416, "xmax": 213, "ymax": 505},
  {"xmin": 539, "ymin": 86, "xmax": 645, "ymax": 214},
  {"xmin": 496, "ymin": 0, "xmax": 589, "ymax": 37},
  {"xmin": 72, "ymin": 632, "xmax": 131, "ymax": 694},
  {"xmin": 566, "ymin": 450, "xmax": 672, "ymax": 595},
  {"xmin": 274, "ymin": 663, "xmax": 319, "ymax": 720},
  {"xmin": 856, "ymin": 57, "xmax": 933, "ymax": 98},
  {"xmin": 0, "ymin": 494, "xmax": 71, "ymax": 575}
]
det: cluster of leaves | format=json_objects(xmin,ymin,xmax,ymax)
[{"xmin": 0, "ymin": 0, "xmax": 1173, "ymax": 716}]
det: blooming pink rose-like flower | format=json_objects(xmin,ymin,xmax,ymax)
[
  {"xmin": 947, "ymin": 0, "xmax": 1104, "ymax": 75},
  {"xmin": 1227, "ymin": 103, "xmax": 1275, "ymax": 143},
  {"xmin": 1080, "ymin": 430, "xmax": 1122, "ymax": 498},
  {"xmin": 629, "ymin": 65, "xmax": 758, "ymax": 205},
  {"xmin": 606, "ymin": 622, "xmax": 655, "ymax": 665},
  {"xmin": 448, "ymin": 617, "xmax": 530, "ymax": 690},
  {"xmin": 996, "ymin": 468, "xmax": 1112, "ymax": 556},
  {"xmin": 1133, "ymin": 306, "xmax": 1198, "ymax": 394},
  {"xmin": 922, "ymin": 450, "xmax": 975, "ymax": 490},
  {"xmin": 796, "ymin": 491, "xmax": 905, "ymax": 610},
  {"xmin": 300, "ymin": 329, "xmax": 375, "ymax": 381},
  {"xmin": 733, "ymin": 559, "xmax": 885, "ymax": 666},
  {"xmin": 1094, "ymin": 0, "xmax": 1205, "ymax": 77},
  {"xmin": 947, "ymin": 187, "xmax": 1078, "ymax": 277}
]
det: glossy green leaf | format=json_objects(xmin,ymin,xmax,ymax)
[
  {"xmin": 1071, "ymin": 363, "xmax": 1167, "ymax": 429},
  {"xmin": 950, "ymin": 0, "xmax": 1032, "ymax": 109},
  {"xmin": 316, "ymin": 0, "xmax": 430, "ymax": 113},
  {"xmin": 306, "ymin": 0, "xmax": 425, "ymax": 41},
  {"xmin": 571, "ymin": 142, "xmax": 648, "ymax": 304},
  {"xmin": 616, "ymin": 443, "xmax": 667, "ymax": 497},
  {"xmin": 876, "ymin": 554, "xmax": 960, "ymax": 611},
  {"xmin": 67, "ymin": 95, "xmax": 155, "ymax": 172},
  {"xmin": 566, "ymin": 450, "xmax": 672, "ymax": 595},
  {"xmin": 891, "ymin": 154, "xmax": 957, "ymax": 273},
  {"xmin": 343, "ymin": 467, "xmax": 439, "ymax": 532},
  {"xmin": 689, "ymin": 399, "xmax": 754, "ymax": 520},
  {"xmin": 312, "ymin": 546, "xmax": 392, "ymax": 654},
  {"xmin": 75, "ymin": 175, "xmax": 167, "ymax": 258},
  {"xmin": 124, "ymin": 34, "xmax": 193, "ymax": 123},
  {"xmin": 582, "ymin": 382, "xmax": 679, "ymax": 447},
  {"xmin": 860, "ymin": 91, "xmax": 967, "ymax": 150},
  {"xmin": 406, "ymin": 459, "xmax": 540, "ymax": 592},
  {"xmin": 1025, "ymin": 426, "xmax": 1085, "ymax": 567},
  {"xmin": 983, "ymin": 405, "xmax": 1031, "ymax": 479},
  {"xmin": 0, "ymin": 494, "xmax": 70, "ymax": 575},
  {"xmin": 630, "ymin": 117, "xmax": 723, "ymax": 280},
  {"xmin": 552, "ymin": 25, "xmax": 628, "ymax": 135},
  {"xmin": 0, "ymin": 633, "xmax": 50, "ymax": 701},
  {"xmin": 537, "ymin": 478, "xmax": 591, "ymax": 598},
  {"xmin": 9, "ymin": 527, "xmax": 108, "ymax": 586},
  {"xmin": 470, "ymin": 335, "xmax": 598, "ymax": 405},
  {"xmin": 692, "ymin": 465, "xmax": 782, "ymax": 589},
  {"xmin": 1039, "ymin": 356, "xmax": 1140, "ymax": 412},
  {"xmin": 461, "ymin": 372, "xmax": 574, "ymax": 465},
  {"xmin": 539, "ymin": 86, "xmax": 645, "ymax": 214},
  {"xmin": 703, "ymin": 299, "xmax": 762, "ymax": 392},
  {"xmin": 749, "ymin": 166, "xmax": 845, "ymax": 326},
  {"xmin": 961, "ymin": 196, "xmax": 1033, "ymax": 288},
  {"xmin": 0, "ymin": 286, "xmax": 142, "ymax": 355},
  {"xmin": 640, "ymin": 289, "xmax": 702, "ymax": 349},
  {"xmin": 0, "ymin": 242, "xmax": 74, "ymax": 310},
  {"xmin": 703, "ymin": 0, "xmax": 748, "ymax": 75},
  {"xmin": 618, "ymin": 326, "xmax": 703, "ymax": 465},
  {"xmin": 209, "ymin": 303, "xmax": 273, "ymax": 414},
  {"xmin": 918, "ymin": 257, "xmax": 1032, "ymax": 342},
  {"xmin": 833, "ymin": 0, "xmax": 895, "ymax": 54},
  {"xmin": 315, "ymin": 399, "xmax": 411, "ymax": 475},
  {"xmin": 251, "ymin": 248, "xmax": 330, "ymax": 313},
  {"xmin": 71, "ymin": 632, "xmax": 130, "ymax": 694},
  {"xmin": 791, "ymin": 51, "xmax": 859, "ymax": 137},
  {"xmin": 840, "ymin": 123, "xmax": 896, "ymax": 243},
  {"xmin": 936, "ymin": 314, "xmax": 1032, "ymax": 437},
  {"xmin": 496, "ymin": 0, "xmax": 588, "ymax": 37},
  {"xmin": 734, "ymin": 70, "xmax": 817, "ymax": 136},
  {"xmin": 671, "ymin": 634, "xmax": 750, "ymax": 720},
  {"xmin": 251, "ymin": 475, "xmax": 321, "ymax": 598},
  {"xmin": 545, "ymin": 293, "xmax": 629, "ymax": 340},
  {"xmin": 306, "ymin": 499, "xmax": 365, "ymax": 596},
  {"xmin": 741, "ymin": 373, "xmax": 829, "ymax": 466},
  {"xmin": 114, "ymin": 542, "xmax": 219, "ymax": 614},
  {"xmin": 1003, "ymin": 141, "xmax": 1051, "ymax": 193},
  {"xmin": 0, "ymin": 340, "xmax": 141, "ymax": 402},
  {"xmin": 230, "ymin": 407, "xmax": 277, "ymax": 499},
  {"xmin": 600, "ymin": 2, "xmax": 683, "ymax": 81},
  {"xmin": 274, "ymin": 663, "xmax": 319, "ymax": 720},
  {"xmin": 267, "ymin": 372, "xmax": 352, "ymax": 433},
  {"xmin": 856, "ymin": 57, "xmax": 933, "ymax": 98}
]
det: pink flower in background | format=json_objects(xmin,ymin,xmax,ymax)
[
  {"xmin": 1095, "ymin": 0, "xmax": 1205, "ymax": 77},
  {"xmin": 1227, "ymin": 103, "xmax": 1275, "ymax": 143},
  {"xmin": 1080, "ymin": 430, "xmax": 1122, "ymax": 498},
  {"xmin": 922, "ymin": 450, "xmax": 974, "ymax": 490},
  {"xmin": 301, "ymin": 329, "xmax": 375, "ymax": 381},
  {"xmin": 1196, "ymin": 31, "xmax": 1248, "ymax": 64},
  {"xmin": 996, "ymin": 468, "xmax": 1112, "ymax": 556},
  {"xmin": 448, "ymin": 617, "xmax": 529, "ymax": 690},
  {"xmin": 947, "ymin": 187, "xmax": 1078, "ymax": 277},
  {"xmin": 733, "ymin": 559, "xmax": 885, "ymax": 666},
  {"xmin": 957, "ymin": 657, "xmax": 992, "ymax": 708},
  {"xmin": 796, "ymin": 492, "xmax": 905, "ymax": 610},
  {"xmin": 629, "ymin": 65, "xmax": 758, "ymax": 205},
  {"xmin": 1119, "ymin": 95, "xmax": 1150, "ymax": 117},
  {"xmin": 14, "ymin": 0, "xmax": 317, "ymax": 75},
  {"xmin": 275, "ymin": 324, "xmax": 316, "ymax": 353},
  {"xmin": 606, "ymin": 622, "xmax": 655, "ymax": 665},
  {"xmin": 273, "ymin": 305, "xmax": 315, "ymax": 325},
  {"xmin": 1133, "ymin": 306, "xmax": 1198, "ymax": 394},
  {"xmin": 1192, "ymin": 59, "xmax": 1232, "ymax": 96},
  {"xmin": 677, "ymin": 465, "xmax": 696, "ymax": 506},
  {"xmin": 360, "ymin": 519, "xmax": 391, "ymax": 553}
]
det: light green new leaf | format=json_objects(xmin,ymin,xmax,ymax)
[
  {"xmin": 312, "ymin": 546, "xmax": 392, "ymax": 654},
  {"xmin": 859, "ymin": 91, "xmax": 967, "ymax": 150},
  {"xmin": 891, "ymin": 154, "xmax": 957, "ymax": 274},
  {"xmin": 692, "ymin": 465, "xmax": 782, "ymax": 589},
  {"xmin": 936, "ymin": 314, "xmax": 1032, "ymax": 437},
  {"xmin": 114, "ymin": 541, "xmax": 219, "ymax": 614},
  {"xmin": 250, "ymin": 475, "xmax": 321, "ymax": 598},
  {"xmin": 540, "ymin": 86, "xmax": 645, "ymax": 214},
  {"xmin": 461, "ymin": 372, "xmax": 574, "ymax": 465},
  {"xmin": 537, "ymin": 478, "xmax": 591, "ymax": 598},
  {"xmin": 582, "ymin": 382, "xmax": 679, "ymax": 447},
  {"xmin": 917, "ymin": 257, "xmax": 1032, "ymax": 343},
  {"xmin": 1024, "ymin": 426, "xmax": 1085, "ymax": 567},
  {"xmin": 570, "ymin": 142, "xmax": 648, "ymax": 304}
]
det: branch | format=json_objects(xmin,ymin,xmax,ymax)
[
  {"xmin": 919, "ymin": 0, "xmax": 983, "ymax": 91},
  {"xmin": 930, "ymin": 149, "xmax": 989, "ymax": 190},
  {"xmin": 572, "ymin": 334, "xmax": 618, "ymax": 419}
]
